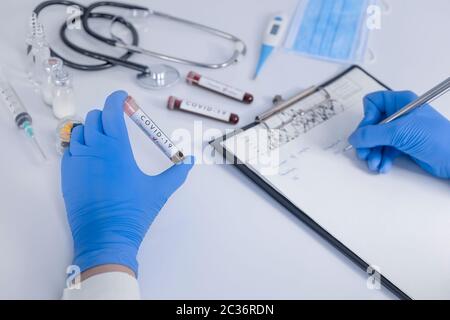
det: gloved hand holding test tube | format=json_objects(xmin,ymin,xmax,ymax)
[
  {"xmin": 60, "ymin": 93, "xmax": 184, "ymax": 164},
  {"xmin": 61, "ymin": 91, "xmax": 193, "ymax": 276}
]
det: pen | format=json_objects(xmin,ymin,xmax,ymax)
[
  {"xmin": 344, "ymin": 77, "xmax": 450, "ymax": 152},
  {"xmin": 256, "ymin": 86, "xmax": 317, "ymax": 122}
]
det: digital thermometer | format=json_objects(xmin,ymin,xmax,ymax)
[{"xmin": 254, "ymin": 14, "xmax": 288, "ymax": 79}]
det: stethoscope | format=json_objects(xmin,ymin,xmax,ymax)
[{"xmin": 33, "ymin": 1, "xmax": 247, "ymax": 89}]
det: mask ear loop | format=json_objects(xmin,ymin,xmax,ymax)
[{"xmin": 365, "ymin": 0, "xmax": 383, "ymax": 65}]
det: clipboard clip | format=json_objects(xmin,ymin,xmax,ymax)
[{"xmin": 255, "ymin": 86, "xmax": 319, "ymax": 123}]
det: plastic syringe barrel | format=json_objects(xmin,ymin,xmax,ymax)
[{"xmin": 0, "ymin": 76, "xmax": 32, "ymax": 128}]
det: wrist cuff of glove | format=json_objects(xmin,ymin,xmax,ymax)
[{"xmin": 73, "ymin": 247, "xmax": 139, "ymax": 276}]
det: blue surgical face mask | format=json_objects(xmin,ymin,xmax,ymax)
[{"xmin": 285, "ymin": 0, "xmax": 372, "ymax": 63}]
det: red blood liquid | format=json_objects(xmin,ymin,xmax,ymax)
[
  {"xmin": 229, "ymin": 113, "xmax": 239, "ymax": 124},
  {"xmin": 243, "ymin": 93, "xmax": 254, "ymax": 104}
]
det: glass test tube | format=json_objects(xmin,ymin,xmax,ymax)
[
  {"xmin": 186, "ymin": 71, "xmax": 254, "ymax": 104},
  {"xmin": 52, "ymin": 68, "xmax": 76, "ymax": 119},
  {"xmin": 41, "ymin": 57, "xmax": 63, "ymax": 106},
  {"xmin": 56, "ymin": 118, "xmax": 82, "ymax": 155},
  {"xmin": 167, "ymin": 96, "xmax": 239, "ymax": 124},
  {"xmin": 124, "ymin": 96, "xmax": 185, "ymax": 163}
]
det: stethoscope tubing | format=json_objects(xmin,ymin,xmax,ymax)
[
  {"xmin": 60, "ymin": 12, "xmax": 148, "ymax": 73},
  {"xmin": 82, "ymin": 1, "xmax": 247, "ymax": 69},
  {"xmin": 33, "ymin": 0, "xmax": 143, "ymax": 72},
  {"xmin": 33, "ymin": 0, "xmax": 246, "ymax": 72}
]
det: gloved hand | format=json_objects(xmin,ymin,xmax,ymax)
[
  {"xmin": 348, "ymin": 90, "xmax": 450, "ymax": 179},
  {"xmin": 61, "ymin": 90, "xmax": 194, "ymax": 276}
]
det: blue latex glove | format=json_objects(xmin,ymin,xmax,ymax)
[
  {"xmin": 61, "ymin": 90, "xmax": 194, "ymax": 275},
  {"xmin": 348, "ymin": 90, "xmax": 450, "ymax": 179}
]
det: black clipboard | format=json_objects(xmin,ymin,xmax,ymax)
[{"xmin": 210, "ymin": 65, "xmax": 410, "ymax": 300}]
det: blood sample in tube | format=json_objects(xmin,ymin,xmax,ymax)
[
  {"xmin": 124, "ymin": 96, "xmax": 184, "ymax": 163},
  {"xmin": 167, "ymin": 96, "xmax": 239, "ymax": 124},
  {"xmin": 186, "ymin": 71, "xmax": 254, "ymax": 104}
]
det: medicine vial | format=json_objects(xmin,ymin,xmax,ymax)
[
  {"xmin": 52, "ymin": 69, "xmax": 76, "ymax": 119},
  {"xmin": 41, "ymin": 57, "xmax": 63, "ymax": 106},
  {"xmin": 56, "ymin": 117, "xmax": 82, "ymax": 155},
  {"xmin": 167, "ymin": 96, "xmax": 239, "ymax": 124},
  {"xmin": 26, "ymin": 16, "xmax": 51, "ymax": 87},
  {"xmin": 186, "ymin": 71, "xmax": 254, "ymax": 104},
  {"xmin": 124, "ymin": 96, "xmax": 185, "ymax": 163}
]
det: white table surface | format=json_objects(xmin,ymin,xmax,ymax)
[{"xmin": 0, "ymin": 0, "xmax": 448, "ymax": 299}]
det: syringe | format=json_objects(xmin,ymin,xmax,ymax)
[{"xmin": 0, "ymin": 72, "xmax": 47, "ymax": 160}]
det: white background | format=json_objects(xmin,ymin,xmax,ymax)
[{"xmin": 0, "ymin": 0, "xmax": 448, "ymax": 299}]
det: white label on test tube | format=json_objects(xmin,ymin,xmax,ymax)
[
  {"xmin": 187, "ymin": 72, "xmax": 254, "ymax": 104},
  {"xmin": 168, "ymin": 96, "xmax": 239, "ymax": 124},
  {"xmin": 124, "ymin": 96, "xmax": 184, "ymax": 163},
  {"xmin": 198, "ymin": 77, "xmax": 245, "ymax": 101},
  {"xmin": 181, "ymin": 100, "xmax": 232, "ymax": 122}
]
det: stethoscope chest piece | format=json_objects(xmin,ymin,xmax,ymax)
[{"xmin": 136, "ymin": 64, "xmax": 180, "ymax": 89}]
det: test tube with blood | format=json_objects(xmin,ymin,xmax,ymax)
[
  {"xmin": 124, "ymin": 96, "xmax": 185, "ymax": 163},
  {"xmin": 186, "ymin": 71, "xmax": 254, "ymax": 104},
  {"xmin": 167, "ymin": 96, "xmax": 239, "ymax": 124}
]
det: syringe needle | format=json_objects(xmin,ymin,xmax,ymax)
[{"xmin": 31, "ymin": 135, "xmax": 47, "ymax": 160}]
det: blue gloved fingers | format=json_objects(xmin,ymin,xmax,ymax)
[
  {"xmin": 349, "ymin": 90, "xmax": 450, "ymax": 178},
  {"xmin": 362, "ymin": 91, "xmax": 418, "ymax": 123},
  {"xmin": 62, "ymin": 92, "xmax": 197, "ymax": 277},
  {"xmin": 70, "ymin": 141, "xmax": 90, "ymax": 156},
  {"xmin": 102, "ymin": 90, "xmax": 129, "ymax": 140},
  {"xmin": 62, "ymin": 148, "xmax": 70, "ymax": 162},
  {"xmin": 379, "ymin": 147, "xmax": 402, "ymax": 174},
  {"xmin": 352, "ymin": 91, "xmax": 419, "ymax": 154},
  {"xmin": 85, "ymin": 109, "xmax": 104, "ymax": 134},
  {"xmin": 367, "ymin": 147, "xmax": 383, "ymax": 172},
  {"xmin": 152, "ymin": 156, "xmax": 195, "ymax": 197},
  {"xmin": 69, "ymin": 124, "xmax": 90, "ymax": 156},
  {"xmin": 71, "ymin": 124, "xmax": 85, "ymax": 144},
  {"xmin": 352, "ymin": 91, "xmax": 403, "ymax": 160},
  {"xmin": 84, "ymin": 109, "xmax": 107, "ymax": 147},
  {"xmin": 61, "ymin": 150, "xmax": 71, "ymax": 191},
  {"xmin": 392, "ymin": 90, "xmax": 418, "ymax": 112},
  {"xmin": 355, "ymin": 147, "xmax": 371, "ymax": 160},
  {"xmin": 350, "ymin": 90, "xmax": 423, "ymax": 174},
  {"xmin": 349, "ymin": 122, "xmax": 398, "ymax": 149},
  {"xmin": 358, "ymin": 93, "xmax": 385, "ymax": 128}
]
